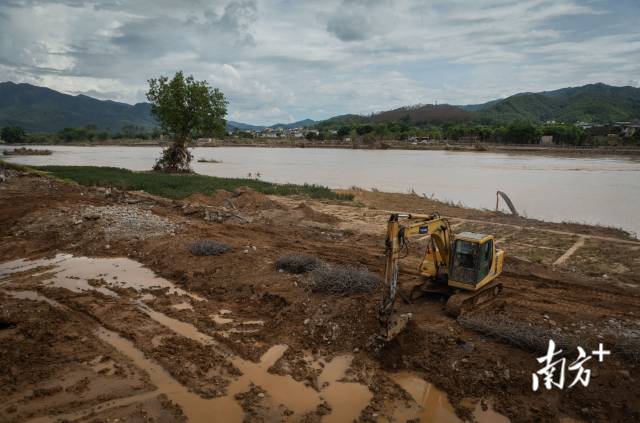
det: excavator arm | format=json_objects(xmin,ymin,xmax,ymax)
[{"xmin": 378, "ymin": 213, "xmax": 452, "ymax": 341}]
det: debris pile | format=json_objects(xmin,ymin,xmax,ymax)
[
  {"xmin": 188, "ymin": 240, "xmax": 231, "ymax": 256},
  {"xmin": 309, "ymin": 264, "xmax": 380, "ymax": 295},
  {"xmin": 275, "ymin": 254, "xmax": 321, "ymax": 274},
  {"xmin": 79, "ymin": 205, "xmax": 177, "ymax": 240}
]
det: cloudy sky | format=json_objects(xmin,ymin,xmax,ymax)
[{"xmin": 1, "ymin": 0, "xmax": 639, "ymax": 124}]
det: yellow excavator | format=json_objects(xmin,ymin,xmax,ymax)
[{"xmin": 378, "ymin": 213, "xmax": 505, "ymax": 341}]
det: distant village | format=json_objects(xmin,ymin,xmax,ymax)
[
  {"xmin": 226, "ymin": 127, "xmax": 333, "ymax": 140},
  {"xmin": 222, "ymin": 120, "xmax": 640, "ymax": 145}
]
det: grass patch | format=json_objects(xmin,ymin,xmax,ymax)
[{"xmin": 34, "ymin": 166, "xmax": 354, "ymax": 201}]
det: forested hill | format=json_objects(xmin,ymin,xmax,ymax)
[
  {"xmin": 473, "ymin": 83, "xmax": 640, "ymax": 123},
  {"xmin": 320, "ymin": 84, "xmax": 640, "ymax": 128},
  {"xmin": 0, "ymin": 82, "xmax": 157, "ymax": 132}
]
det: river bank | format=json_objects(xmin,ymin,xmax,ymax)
[
  {"xmin": 1, "ymin": 162, "xmax": 639, "ymax": 422},
  {"xmin": 4, "ymin": 138, "xmax": 640, "ymax": 157},
  {"xmin": 2, "ymin": 145, "xmax": 639, "ymax": 235}
]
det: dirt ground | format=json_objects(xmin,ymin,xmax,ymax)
[{"xmin": 1, "ymin": 166, "xmax": 639, "ymax": 423}]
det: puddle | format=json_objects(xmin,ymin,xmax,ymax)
[
  {"xmin": 140, "ymin": 293, "xmax": 155, "ymax": 301},
  {"xmin": 95, "ymin": 326, "xmax": 244, "ymax": 423},
  {"xmin": 229, "ymin": 344, "xmax": 322, "ymax": 415},
  {"xmin": 96, "ymin": 319, "xmax": 370, "ymax": 421},
  {"xmin": 391, "ymin": 372, "xmax": 509, "ymax": 423},
  {"xmin": 211, "ymin": 314, "xmax": 234, "ymax": 325},
  {"xmin": 0, "ymin": 254, "xmax": 203, "ymax": 301},
  {"xmin": 4, "ymin": 258, "xmax": 374, "ymax": 422},
  {"xmin": 95, "ymin": 328, "xmax": 321, "ymax": 421},
  {"xmin": 226, "ymin": 327, "xmax": 261, "ymax": 335},
  {"xmin": 318, "ymin": 355, "xmax": 373, "ymax": 423},
  {"xmin": 2, "ymin": 289, "xmax": 63, "ymax": 307},
  {"xmin": 171, "ymin": 302, "xmax": 193, "ymax": 311},
  {"xmin": 88, "ymin": 355, "xmax": 117, "ymax": 376},
  {"xmin": 138, "ymin": 303, "xmax": 216, "ymax": 345}
]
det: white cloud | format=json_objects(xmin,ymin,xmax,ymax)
[{"xmin": 0, "ymin": 0, "xmax": 638, "ymax": 124}]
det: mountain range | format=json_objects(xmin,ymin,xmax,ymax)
[{"xmin": 1, "ymin": 81, "xmax": 639, "ymax": 133}]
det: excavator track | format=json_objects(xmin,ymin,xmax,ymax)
[{"xmin": 445, "ymin": 281, "xmax": 503, "ymax": 317}]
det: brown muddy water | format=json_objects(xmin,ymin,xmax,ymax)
[
  {"xmin": 2, "ymin": 145, "xmax": 639, "ymax": 235},
  {"xmin": 0, "ymin": 253, "xmax": 203, "ymax": 300},
  {"xmin": 1, "ymin": 254, "xmax": 509, "ymax": 422},
  {"xmin": 390, "ymin": 373, "xmax": 509, "ymax": 423}
]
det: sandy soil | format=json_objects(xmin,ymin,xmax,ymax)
[{"xmin": 1, "ymin": 166, "xmax": 639, "ymax": 423}]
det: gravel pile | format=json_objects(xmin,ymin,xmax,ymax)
[{"xmin": 80, "ymin": 205, "xmax": 177, "ymax": 240}]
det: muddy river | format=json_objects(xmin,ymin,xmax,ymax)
[{"xmin": 2, "ymin": 145, "xmax": 639, "ymax": 235}]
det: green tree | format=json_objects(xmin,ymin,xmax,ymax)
[
  {"xmin": 356, "ymin": 124, "xmax": 374, "ymax": 135},
  {"xmin": 337, "ymin": 126, "xmax": 351, "ymax": 138},
  {"xmin": 146, "ymin": 71, "xmax": 228, "ymax": 172},
  {"xmin": 1, "ymin": 126, "xmax": 26, "ymax": 143},
  {"xmin": 502, "ymin": 121, "xmax": 540, "ymax": 144}
]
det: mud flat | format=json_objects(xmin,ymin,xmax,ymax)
[{"xmin": 1, "ymin": 164, "xmax": 639, "ymax": 422}]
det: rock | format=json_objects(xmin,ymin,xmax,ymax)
[
  {"xmin": 304, "ymin": 319, "xmax": 310, "ymax": 325},
  {"xmin": 257, "ymin": 392, "xmax": 265, "ymax": 398},
  {"xmin": 353, "ymin": 347, "xmax": 359, "ymax": 353}
]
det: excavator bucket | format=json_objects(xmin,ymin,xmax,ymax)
[{"xmin": 379, "ymin": 312, "xmax": 412, "ymax": 342}]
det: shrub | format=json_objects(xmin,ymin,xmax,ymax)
[
  {"xmin": 275, "ymin": 254, "xmax": 321, "ymax": 274},
  {"xmin": 187, "ymin": 239, "xmax": 230, "ymax": 256},
  {"xmin": 310, "ymin": 264, "xmax": 380, "ymax": 295}
]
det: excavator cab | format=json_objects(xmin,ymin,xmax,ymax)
[{"xmin": 449, "ymin": 232, "xmax": 502, "ymax": 290}]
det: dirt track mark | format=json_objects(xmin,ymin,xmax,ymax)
[{"xmin": 554, "ymin": 236, "xmax": 587, "ymax": 265}]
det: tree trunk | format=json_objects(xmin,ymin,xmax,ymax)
[{"xmin": 153, "ymin": 135, "xmax": 192, "ymax": 173}]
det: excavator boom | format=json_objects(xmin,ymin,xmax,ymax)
[{"xmin": 378, "ymin": 213, "xmax": 451, "ymax": 341}]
